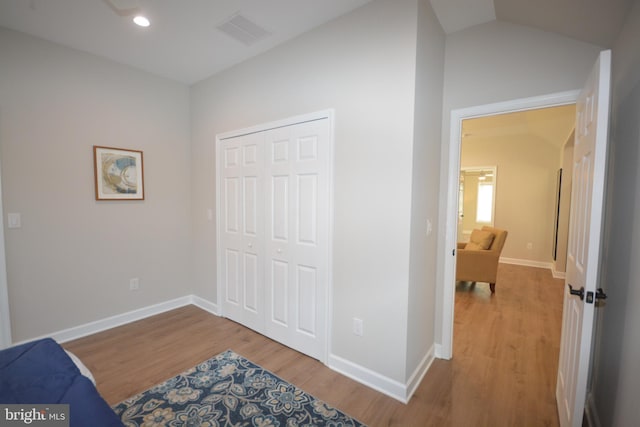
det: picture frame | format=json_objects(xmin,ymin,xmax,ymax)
[{"xmin": 93, "ymin": 146, "xmax": 144, "ymax": 200}]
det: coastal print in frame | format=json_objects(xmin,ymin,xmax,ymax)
[{"xmin": 93, "ymin": 146, "xmax": 144, "ymax": 200}]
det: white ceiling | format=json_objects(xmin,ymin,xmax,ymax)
[
  {"xmin": 0, "ymin": 0, "xmax": 373, "ymax": 84},
  {"xmin": 431, "ymin": 0, "xmax": 634, "ymax": 47},
  {"xmin": 462, "ymin": 104, "xmax": 577, "ymax": 149},
  {"xmin": 0, "ymin": 0, "xmax": 634, "ymax": 85},
  {"xmin": 429, "ymin": 0, "xmax": 496, "ymax": 34},
  {"xmin": 493, "ymin": 0, "xmax": 634, "ymax": 47}
]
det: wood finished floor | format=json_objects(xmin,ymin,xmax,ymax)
[{"xmin": 64, "ymin": 263, "xmax": 564, "ymax": 426}]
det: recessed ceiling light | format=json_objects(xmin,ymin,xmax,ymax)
[{"xmin": 133, "ymin": 15, "xmax": 150, "ymax": 27}]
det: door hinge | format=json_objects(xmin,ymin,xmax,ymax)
[
  {"xmin": 596, "ymin": 288, "xmax": 608, "ymax": 300},
  {"xmin": 595, "ymin": 288, "xmax": 608, "ymax": 306}
]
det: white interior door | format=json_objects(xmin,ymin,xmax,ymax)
[
  {"xmin": 220, "ymin": 132, "xmax": 265, "ymax": 333},
  {"xmin": 264, "ymin": 120, "xmax": 329, "ymax": 360},
  {"xmin": 556, "ymin": 50, "xmax": 611, "ymax": 427},
  {"xmin": 218, "ymin": 112, "xmax": 332, "ymax": 362}
]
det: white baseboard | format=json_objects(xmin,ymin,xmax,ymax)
[
  {"xmin": 406, "ymin": 345, "xmax": 435, "ymax": 401},
  {"xmin": 328, "ymin": 354, "xmax": 408, "ymax": 403},
  {"xmin": 500, "ymin": 257, "xmax": 553, "ymax": 270},
  {"xmin": 328, "ymin": 347, "xmax": 434, "ymax": 404},
  {"xmin": 434, "ymin": 343, "xmax": 450, "ymax": 360},
  {"xmin": 500, "ymin": 257, "xmax": 569, "ymax": 280},
  {"xmin": 551, "ymin": 265, "xmax": 566, "ymax": 279},
  {"xmin": 191, "ymin": 295, "xmax": 220, "ymax": 315},
  {"xmin": 14, "ymin": 295, "xmax": 219, "ymax": 346}
]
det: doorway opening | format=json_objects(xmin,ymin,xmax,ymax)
[{"xmin": 438, "ymin": 90, "xmax": 580, "ymax": 360}]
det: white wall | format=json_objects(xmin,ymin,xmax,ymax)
[
  {"xmin": 590, "ymin": 2, "xmax": 640, "ymax": 425},
  {"xmin": 191, "ymin": 0, "xmax": 428, "ymax": 383},
  {"xmin": 406, "ymin": 0, "xmax": 445, "ymax": 381},
  {"xmin": 0, "ymin": 28, "xmax": 192, "ymax": 342},
  {"xmin": 435, "ymin": 21, "xmax": 601, "ymax": 344}
]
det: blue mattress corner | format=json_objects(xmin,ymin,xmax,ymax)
[{"xmin": 0, "ymin": 338, "xmax": 123, "ymax": 427}]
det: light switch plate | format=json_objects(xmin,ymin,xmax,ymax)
[
  {"xmin": 353, "ymin": 317, "xmax": 364, "ymax": 336},
  {"xmin": 8, "ymin": 213, "xmax": 21, "ymax": 229}
]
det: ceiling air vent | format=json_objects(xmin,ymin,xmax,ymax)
[{"xmin": 217, "ymin": 13, "xmax": 271, "ymax": 46}]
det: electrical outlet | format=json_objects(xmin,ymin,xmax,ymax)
[
  {"xmin": 129, "ymin": 278, "xmax": 140, "ymax": 291},
  {"xmin": 353, "ymin": 318, "xmax": 364, "ymax": 336},
  {"xmin": 526, "ymin": 242, "xmax": 533, "ymax": 250}
]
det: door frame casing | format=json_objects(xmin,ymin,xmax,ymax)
[
  {"xmin": 0, "ymin": 152, "xmax": 12, "ymax": 349},
  {"xmin": 214, "ymin": 109, "xmax": 335, "ymax": 365},
  {"xmin": 437, "ymin": 91, "xmax": 580, "ymax": 360}
]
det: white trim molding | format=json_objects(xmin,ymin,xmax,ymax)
[
  {"xmin": 191, "ymin": 295, "xmax": 221, "ymax": 316},
  {"xmin": 328, "ymin": 345, "xmax": 435, "ymax": 404},
  {"xmin": 551, "ymin": 264, "xmax": 567, "ymax": 279},
  {"xmin": 500, "ymin": 257, "xmax": 553, "ymax": 270},
  {"xmin": 13, "ymin": 295, "xmax": 219, "ymax": 346},
  {"xmin": 0, "ymin": 155, "xmax": 12, "ymax": 349},
  {"xmin": 500, "ymin": 258, "xmax": 567, "ymax": 280},
  {"xmin": 328, "ymin": 354, "xmax": 407, "ymax": 403},
  {"xmin": 405, "ymin": 345, "xmax": 436, "ymax": 401}
]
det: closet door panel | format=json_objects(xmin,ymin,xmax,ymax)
[
  {"xmin": 220, "ymin": 133, "xmax": 265, "ymax": 333},
  {"xmin": 224, "ymin": 248, "xmax": 240, "ymax": 304},
  {"xmin": 243, "ymin": 176, "xmax": 258, "ymax": 237},
  {"xmin": 297, "ymin": 174, "xmax": 318, "ymax": 245},
  {"xmin": 222, "ymin": 144, "xmax": 242, "ymax": 309},
  {"xmin": 296, "ymin": 264, "xmax": 317, "ymax": 336},
  {"xmin": 271, "ymin": 175, "xmax": 289, "ymax": 242},
  {"xmin": 271, "ymin": 259, "xmax": 289, "ymax": 326},
  {"xmin": 264, "ymin": 119, "xmax": 329, "ymax": 360},
  {"xmin": 243, "ymin": 252, "xmax": 259, "ymax": 313}
]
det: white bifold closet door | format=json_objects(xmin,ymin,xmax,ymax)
[{"xmin": 219, "ymin": 117, "xmax": 330, "ymax": 361}]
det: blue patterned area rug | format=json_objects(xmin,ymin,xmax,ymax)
[{"xmin": 112, "ymin": 350, "xmax": 366, "ymax": 427}]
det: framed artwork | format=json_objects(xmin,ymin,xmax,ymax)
[{"xmin": 93, "ymin": 146, "xmax": 144, "ymax": 200}]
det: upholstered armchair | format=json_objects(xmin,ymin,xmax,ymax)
[{"xmin": 456, "ymin": 226, "xmax": 508, "ymax": 293}]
